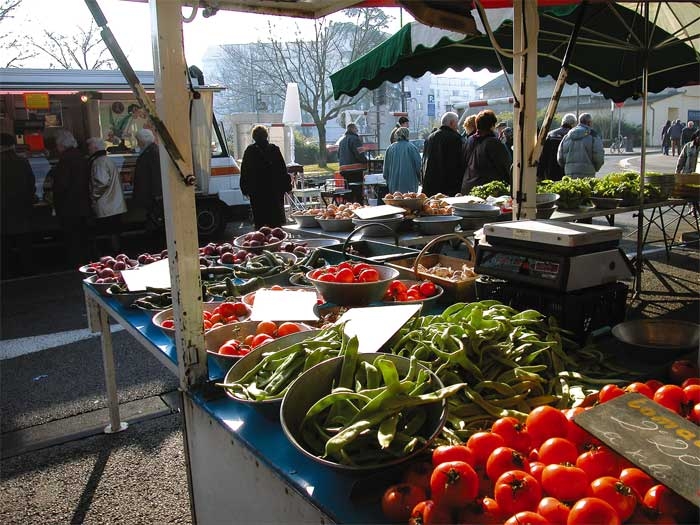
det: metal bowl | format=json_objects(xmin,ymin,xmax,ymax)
[
  {"xmin": 84, "ymin": 274, "xmax": 124, "ymax": 296},
  {"xmin": 316, "ymin": 217, "xmax": 355, "ymax": 232},
  {"xmin": 382, "ymin": 279, "xmax": 444, "ymax": 308},
  {"xmin": 292, "ymin": 214, "xmax": 320, "ymax": 228},
  {"xmin": 452, "ymin": 203, "xmax": 502, "ymax": 218},
  {"xmin": 611, "ymin": 319, "xmax": 700, "ymax": 362},
  {"xmin": 412, "ymin": 215, "xmax": 461, "ymax": 235},
  {"xmin": 305, "ymin": 265, "xmax": 399, "ymax": 306},
  {"xmin": 536, "ymin": 193, "xmax": 560, "ymax": 208},
  {"xmin": 351, "ymin": 215, "xmax": 404, "ymax": 236},
  {"xmin": 536, "ymin": 204, "xmax": 558, "ymax": 219},
  {"xmin": 221, "ymin": 329, "xmax": 323, "ymax": 418},
  {"xmin": 280, "ymin": 353, "xmax": 447, "ymax": 471},
  {"xmin": 382, "ymin": 196, "xmax": 427, "ymax": 211},
  {"xmin": 152, "ymin": 303, "xmax": 250, "ymax": 340},
  {"xmin": 233, "ymin": 233, "xmax": 286, "ymax": 254},
  {"xmin": 104, "ymin": 287, "xmax": 149, "ymax": 308},
  {"xmin": 296, "ymin": 238, "xmax": 342, "ymax": 249}
]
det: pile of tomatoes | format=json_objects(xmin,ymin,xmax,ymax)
[
  {"xmin": 381, "ymin": 380, "xmax": 700, "ymax": 525},
  {"xmin": 158, "ymin": 301, "xmax": 250, "ymax": 332},
  {"xmin": 217, "ymin": 320, "xmax": 304, "ymax": 357},
  {"xmin": 383, "ymin": 280, "xmax": 438, "ymax": 303},
  {"xmin": 308, "ymin": 261, "xmax": 380, "ymax": 283}
]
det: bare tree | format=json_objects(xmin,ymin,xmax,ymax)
[
  {"xmin": 0, "ymin": 0, "xmax": 37, "ymax": 67},
  {"xmin": 30, "ymin": 20, "xmax": 114, "ymax": 70},
  {"xmin": 212, "ymin": 8, "xmax": 390, "ymax": 167}
]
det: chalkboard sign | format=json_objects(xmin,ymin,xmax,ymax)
[{"xmin": 574, "ymin": 392, "xmax": 700, "ymax": 507}]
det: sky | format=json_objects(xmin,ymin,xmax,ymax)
[{"xmin": 5, "ymin": 0, "xmax": 499, "ymax": 85}]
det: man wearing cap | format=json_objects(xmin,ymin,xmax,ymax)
[
  {"xmin": 390, "ymin": 116, "xmax": 410, "ymax": 144},
  {"xmin": 537, "ymin": 113, "xmax": 577, "ymax": 181}
]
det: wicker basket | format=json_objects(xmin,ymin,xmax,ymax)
[{"xmin": 386, "ymin": 233, "xmax": 478, "ymax": 301}]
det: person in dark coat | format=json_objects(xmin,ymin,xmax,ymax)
[
  {"xmin": 1, "ymin": 132, "xmax": 36, "ymax": 274},
  {"xmin": 660, "ymin": 120, "xmax": 671, "ymax": 155},
  {"xmin": 52, "ymin": 129, "xmax": 93, "ymax": 266},
  {"xmin": 537, "ymin": 113, "xmax": 576, "ymax": 181},
  {"xmin": 461, "ymin": 109, "xmax": 512, "ymax": 195},
  {"xmin": 338, "ymin": 122, "xmax": 367, "ymax": 203},
  {"xmin": 132, "ymin": 128, "xmax": 163, "ymax": 232},
  {"xmin": 421, "ymin": 112, "xmax": 465, "ymax": 196},
  {"xmin": 240, "ymin": 124, "xmax": 293, "ymax": 229}
]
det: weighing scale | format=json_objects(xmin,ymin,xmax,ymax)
[{"xmin": 475, "ymin": 220, "xmax": 633, "ymax": 291}]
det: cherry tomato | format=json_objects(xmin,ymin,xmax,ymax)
[
  {"xmin": 491, "ymin": 416, "xmax": 532, "ymax": 454},
  {"xmin": 430, "ymin": 460, "xmax": 479, "ymax": 509},
  {"xmin": 537, "ymin": 496, "xmax": 571, "ymax": 525},
  {"xmin": 358, "ymin": 268, "xmax": 380, "ymax": 282},
  {"xmin": 381, "ymin": 483, "xmax": 427, "ymax": 523},
  {"xmin": 335, "ymin": 267, "xmax": 355, "ymax": 283},
  {"xmin": 232, "ymin": 302, "xmax": 249, "ymax": 318},
  {"xmin": 504, "ymin": 511, "xmax": 549, "ymax": 525},
  {"xmin": 466, "ymin": 431, "xmax": 506, "ymax": 468},
  {"xmin": 161, "ymin": 319, "xmax": 175, "ymax": 329},
  {"xmin": 598, "ymin": 384, "xmax": 625, "ymax": 403},
  {"xmin": 682, "ymin": 384, "xmax": 700, "ymax": 405},
  {"xmin": 493, "ymin": 470, "xmax": 541, "ymax": 516},
  {"xmin": 388, "ymin": 280, "xmax": 408, "ymax": 295},
  {"xmin": 318, "ymin": 272, "xmax": 337, "ymax": 282},
  {"xmin": 336, "ymin": 261, "xmax": 353, "ymax": 272},
  {"xmin": 589, "ymin": 476, "xmax": 637, "ymax": 522},
  {"xmin": 486, "ymin": 446, "xmax": 529, "ymax": 482},
  {"xmin": 619, "ymin": 467, "xmax": 654, "ymax": 502},
  {"xmin": 209, "ymin": 312, "xmax": 223, "ymax": 325},
  {"xmin": 541, "ymin": 463, "xmax": 589, "ymax": 502},
  {"xmin": 625, "ymin": 381, "xmax": 654, "ymax": 399},
  {"xmin": 681, "ymin": 377, "xmax": 700, "ymax": 388},
  {"xmin": 309, "ymin": 268, "xmax": 325, "ymax": 280},
  {"xmin": 432, "ymin": 445, "xmax": 474, "ymax": 468},
  {"xmin": 256, "ymin": 320, "xmax": 277, "ymax": 336},
  {"xmin": 525, "ymin": 405, "xmax": 568, "ymax": 446},
  {"xmin": 419, "ymin": 280, "xmax": 437, "ymax": 297},
  {"xmin": 277, "ymin": 322, "xmax": 302, "ymax": 337},
  {"xmin": 351, "ymin": 262, "xmax": 370, "ymax": 276},
  {"xmin": 689, "ymin": 402, "xmax": 700, "ymax": 424},
  {"xmin": 567, "ymin": 497, "xmax": 620, "ymax": 525},
  {"xmin": 576, "ymin": 446, "xmax": 619, "ymax": 481},
  {"xmin": 645, "ymin": 379, "xmax": 665, "ymax": 393},
  {"xmin": 216, "ymin": 301, "xmax": 238, "ymax": 318},
  {"xmin": 218, "ymin": 342, "xmax": 240, "ymax": 356},
  {"xmin": 409, "ymin": 500, "xmax": 452, "ymax": 525},
  {"xmin": 251, "ymin": 333, "xmax": 273, "ymax": 348},
  {"xmin": 537, "ymin": 437, "xmax": 579, "ymax": 465},
  {"xmin": 653, "ymin": 384, "xmax": 686, "ymax": 414},
  {"xmin": 402, "ymin": 461, "xmax": 433, "ymax": 493}
]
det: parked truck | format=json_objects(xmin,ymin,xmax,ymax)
[{"xmin": 0, "ymin": 68, "xmax": 249, "ymax": 237}]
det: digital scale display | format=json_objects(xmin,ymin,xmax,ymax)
[{"xmin": 478, "ymin": 252, "xmax": 561, "ymax": 281}]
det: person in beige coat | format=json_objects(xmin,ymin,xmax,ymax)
[{"xmin": 87, "ymin": 137, "xmax": 127, "ymax": 252}]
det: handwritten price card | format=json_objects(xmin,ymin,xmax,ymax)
[{"xmin": 574, "ymin": 392, "xmax": 700, "ymax": 506}]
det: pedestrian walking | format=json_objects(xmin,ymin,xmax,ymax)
[
  {"xmin": 557, "ymin": 113, "xmax": 605, "ymax": 179},
  {"xmin": 660, "ymin": 120, "xmax": 671, "ymax": 155},
  {"xmin": 383, "ymin": 127, "xmax": 421, "ymax": 194},
  {"xmin": 681, "ymin": 121, "xmax": 695, "ymax": 147},
  {"xmin": 338, "ymin": 122, "xmax": 367, "ymax": 203},
  {"xmin": 537, "ymin": 113, "xmax": 576, "ymax": 181},
  {"xmin": 669, "ymin": 119, "xmax": 683, "ymax": 156},
  {"xmin": 421, "ymin": 111, "xmax": 465, "ymax": 196}
]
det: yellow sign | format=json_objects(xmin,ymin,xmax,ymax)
[{"xmin": 23, "ymin": 92, "xmax": 50, "ymax": 110}]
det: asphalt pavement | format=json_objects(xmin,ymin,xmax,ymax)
[{"xmin": 0, "ymin": 150, "xmax": 697, "ymax": 524}]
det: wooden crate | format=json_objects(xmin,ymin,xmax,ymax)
[
  {"xmin": 672, "ymin": 173, "xmax": 700, "ymax": 200},
  {"xmin": 386, "ymin": 233, "xmax": 478, "ymax": 302}
]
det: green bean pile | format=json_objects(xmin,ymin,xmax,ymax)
[
  {"xmin": 218, "ymin": 324, "xmax": 345, "ymax": 401},
  {"xmin": 231, "ymin": 251, "xmax": 293, "ymax": 279},
  {"xmin": 389, "ymin": 300, "xmax": 639, "ymax": 443},
  {"xmin": 299, "ymin": 338, "xmax": 465, "ymax": 467}
]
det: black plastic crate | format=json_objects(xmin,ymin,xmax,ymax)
[{"xmin": 475, "ymin": 276, "xmax": 629, "ymax": 340}]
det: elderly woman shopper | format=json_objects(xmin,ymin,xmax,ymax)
[
  {"xmin": 382, "ymin": 127, "xmax": 422, "ymax": 194},
  {"xmin": 87, "ymin": 137, "xmax": 127, "ymax": 252},
  {"xmin": 460, "ymin": 110, "xmax": 512, "ymax": 195},
  {"xmin": 240, "ymin": 124, "xmax": 293, "ymax": 229}
]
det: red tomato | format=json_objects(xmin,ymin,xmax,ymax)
[
  {"xmin": 689, "ymin": 402, "xmax": 700, "ymax": 424},
  {"xmin": 457, "ymin": 497, "xmax": 503, "ymax": 525},
  {"xmin": 318, "ymin": 272, "xmax": 337, "ymax": 282},
  {"xmin": 256, "ymin": 320, "xmax": 277, "ymax": 336},
  {"xmin": 419, "ymin": 280, "xmax": 437, "ymax": 297},
  {"xmin": 567, "ymin": 497, "xmax": 620, "ymax": 525},
  {"xmin": 309, "ymin": 268, "xmax": 325, "ymax": 280},
  {"xmin": 589, "ymin": 476, "xmax": 637, "ymax": 522},
  {"xmin": 251, "ymin": 333, "xmax": 274, "ymax": 348},
  {"xmin": 209, "ymin": 312, "xmax": 223, "ymax": 325},
  {"xmin": 388, "ymin": 280, "xmax": 408, "ymax": 295},
  {"xmin": 681, "ymin": 377, "xmax": 700, "ymax": 387},
  {"xmin": 216, "ymin": 301, "xmax": 237, "ymax": 318},
  {"xmin": 682, "ymin": 384, "xmax": 700, "ymax": 404},
  {"xmin": 277, "ymin": 322, "xmax": 302, "ymax": 337},
  {"xmin": 335, "ymin": 267, "xmax": 355, "ymax": 283},
  {"xmin": 202, "ymin": 310, "xmax": 212, "ymax": 320},
  {"xmin": 432, "ymin": 445, "xmax": 474, "ymax": 468},
  {"xmin": 337, "ymin": 261, "xmax": 353, "ymax": 271},
  {"xmin": 485, "ymin": 446, "xmax": 530, "ymax": 482},
  {"xmin": 576, "ymin": 446, "xmax": 619, "ymax": 481},
  {"xmin": 643, "ymin": 484, "xmax": 697, "ymax": 523},
  {"xmin": 161, "ymin": 319, "xmax": 175, "ymax": 329},
  {"xmin": 537, "ymin": 496, "xmax": 571, "ymax": 525},
  {"xmin": 537, "ymin": 437, "xmax": 579, "ymax": 466},
  {"xmin": 541, "ymin": 463, "xmax": 589, "ymax": 502},
  {"xmin": 645, "ymin": 379, "xmax": 665, "ymax": 393},
  {"xmin": 351, "ymin": 262, "xmax": 370, "ymax": 276},
  {"xmin": 504, "ymin": 511, "xmax": 549, "ymax": 525},
  {"xmin": 466, "ymin": 431, "xmax": 506, "ymax": 468},
  {"xmin": 653, "ymin": 384, "xmax": 686, "ymax": 414},
  {"xmin": 619, "ymin": 468, "xmax": 654, "ymax": 502},
  {"xmin": 218, "ymin": 342, "xmax": 240, "ymax": 355},
  {"xmin": 491, "ymin": 416, "xmax": 532, "ymax": 454},
  {"xmin": 625, "ymin": 381, "xmax": 654, "ymax": 399},
  {"xmin": 381, "ymin": 483, "xmax": 427, "ymax": 523},
  {"xmin": 563, "ymin": 407, "xmax": 599, "ymax": 451},
  {"xmin": 430, "ymin": 461, "xmax": 479, "ymax": 509},
  {"xmin": 598, "ymin": 384, "xmax": 625, "ymax": 403},
  {"xmin": 493, "ymin": 470, "xmax": 542, "ymax": 516},
  {"xmin": 528, "ymin": 461, "xmax": 545, "ymax": 484},
  {"xmin": 525, "ymin": 405, "xmax": 568, "ymax": 447},
  {"xmin": 406, "ymin": 291, "xmax": 422, "ymax": 301},
  {"xmin": 358, "ymin": 268, "xmax": 380, "ymax": 282},
  {"xmin": 403, "ymin": 461, "xmax": 433, "ymax": 493},
  {"xmin": 231, "ymin": 302, "xmax": 249, "ymax": 317},
  {"xmin": 409, "ymin": 500, "xmax": 452, "ymax": 525},
  {"xmin": 668, "ymin": 359, "xmax": 700, "ymax": 385}
]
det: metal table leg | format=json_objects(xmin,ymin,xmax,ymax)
[{"xmin": 98, "ymin": 306, "xmax": 128, "ymax": 434}]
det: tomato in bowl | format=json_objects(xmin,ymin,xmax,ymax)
[{"xmin": 305, "ymin": 262, "xmax": 399, "ymax": 306}]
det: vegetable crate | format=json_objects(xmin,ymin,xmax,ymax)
[
  {"xmin": 319, "ymin": 240, "xmax": 419, "ymax": 265},
  {"xmin": 475, "ymin": 276, "xmax": 629, "ymax": 342},
  {"xmin": 386, "ymin": 234, "xmax": 479, "ymax": 302}
]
